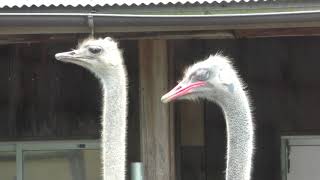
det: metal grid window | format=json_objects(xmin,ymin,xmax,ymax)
[{"xmin": 0, "ymin": 140, "xmax": 101, "ymax": 180}]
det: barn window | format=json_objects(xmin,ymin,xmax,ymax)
[
  {"xmin": 0, "ymin": 140, "xmax": 100, "ymax": 180},
  {"xmin": 281, "ymin": 136, "xmax": 320, "ymax": 180},
  {"xmin": 0, "ymin": 145, "xmax": 16, "ymax": 180}
]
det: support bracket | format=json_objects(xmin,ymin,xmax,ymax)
[{"xmin": 88, "ymin": 14, "xmax": 94, "ymax": 37}]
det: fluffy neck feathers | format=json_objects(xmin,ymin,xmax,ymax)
[
  {"xmin": 97, "ymin": 66, "xmax": 128, "ymax": 180},
  {"xmin": 215, "ymin": 88, "xmax": 254, "ymax": 180}
]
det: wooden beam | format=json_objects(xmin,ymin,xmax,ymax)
[
  {"xmin": 236, "ymin": 27, "xmax": 320, "ymax": 38},
  {"xmin": 139, "ymin": 39, "xmax": 175, "ymax": 180},
  {"xmin": 2, "ymin": 21, "xmax": 320, "ymax": 35},
  {"xmin": 116, "ymin": 31, "xmax": 234, "ymax": 40},
  {"xmin": 4, "ymin": 27, "xmax": 320, "ymax": 43},
  {"xmin": 0, "ymin": 34, "xmax": 80, "ymax": 44}
]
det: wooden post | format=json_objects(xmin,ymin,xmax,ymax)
[{"xmin": 138, "ymin": 39, "xmax": 175, "ymax": 180}]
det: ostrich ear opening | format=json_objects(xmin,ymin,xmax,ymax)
[
  {"xmin": 218, "ymin": 67, "xmax": 236, "ymax": 93},
  {"xmin": 218, "ymin": 67, "xmax": 233, "ymax": 85}
]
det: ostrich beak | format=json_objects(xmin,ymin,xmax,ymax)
[
  {"xmin": 161, "ymin": 81, "xmax": 206, "ymax": 103},
  {"xmin": 55, "ymin": 50, "xmax": 77, "ymax": 62}
]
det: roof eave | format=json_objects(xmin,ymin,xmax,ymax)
[{"xmin": 1, "ymin": 11, "xmax": 320, "ymax": 34}]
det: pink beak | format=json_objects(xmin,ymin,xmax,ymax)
[{"xmin": 161, "ymin": 81, "xmax": 207, "ymax": 103}]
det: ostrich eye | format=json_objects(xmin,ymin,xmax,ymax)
[
  {"xmin": 88, "ymin": 46, "xmax": 102, "ymax": 54},
  {"xmin": 196, "ymin": 69, "xmax": 210, "ymax": 81}
]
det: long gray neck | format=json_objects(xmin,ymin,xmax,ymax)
[
  {"xmin": 216, "ymin": 89, "xmax": 254, "ymax": 180},
  {"xmin": 98, "ymin": 66, "xmax": 127, "ymax": 180}
]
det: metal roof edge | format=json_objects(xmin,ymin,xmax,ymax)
[
  {"xmin": 0, "ymin": 1, "xmax": 269, "ymax": 8},
  {"xmin": 2, "ymin": 10, "xmax": 320, "ymax": 17},
  {"xmin": 0, "ymin": 10, "xmax": 320, "ymax": 34}
]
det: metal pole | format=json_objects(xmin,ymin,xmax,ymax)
[{"xmin": 131, "ymin": 162, "xmax": 143, "ymax": 180}]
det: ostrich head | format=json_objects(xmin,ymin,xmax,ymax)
[
  {"xmin": 55, "ymin": 37, "xmax": 122, "ymax": 75},
  {"xmin": 161, "ymin": 54, "xmax": 240, "ymax": 103}
]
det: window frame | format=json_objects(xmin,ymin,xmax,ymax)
[
  {"xmin": 0, "ymin": 140, "xmax": 100, "ymax": 180},
  {"xmin": 281, "ymin": 135, "xmax": 320, "ymax": 180}
]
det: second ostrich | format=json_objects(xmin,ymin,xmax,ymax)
[
  {"xmin": 55, "ymin": 37, "xmax": 127, "ymax": 180},
  {"xmin": 161, "ymin": 54, "xmax": 254, "ymax": 180}
]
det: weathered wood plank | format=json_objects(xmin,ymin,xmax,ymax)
[
  {"xmin": 167, "ymin": 40, "xmax": 176, "ymax": 180},
  {"xmin": 139, "ymin": 39, "xmax": 174, "ymax": 180},
  {"xmin": 0, "ymin": 40, "xmax": 142, "ymax": 148},
  {"xmin": 169, "ymin": 39, "xmax": 206, "ymax": 180},
  {"xmin": 180, "ymin": 103, "xmax": 204, "ymax": 146},
  {"xmin": 236, "ymin": 27, "xmax": 320, "ymax": 38},
  {"xmin": 0, "ymin": 45, "xmax": 12, "ymax": 138},
  {"xmin": 118, "ymin": 40, "xmax": 141, "ymax": 178},
  {"xmin": 7, "ymin": 45, "xmax": 20, "ymax": 138}
]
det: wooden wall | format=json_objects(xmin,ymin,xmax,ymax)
[
  {"xmin": 139, "ymin": 39, "xmax": 175, "ymax": 180},
  {"xmin": 2, "ymin": 35, "xmax": 320, "ymax": 180},
  {"xmin": 0, "ymin": 39, "xmax": 141, "ymax": 164},
  {"xmin": 170, "ymin": 37, "xmax": 320, "ymax": 180}
]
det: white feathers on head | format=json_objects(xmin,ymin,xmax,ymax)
[
  {"xmin": 183, "ymin": 53, "xmax": 236, "ymax": 85},
  {"xmin": 78, "ymin": 37, "xmax": 119, "ymax": 50},
  {"xmin": 77, "ymin": 37, "xmax": 123, "ymax": 67}
]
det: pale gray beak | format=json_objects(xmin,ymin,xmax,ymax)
[{"xmin": 55, "ymin": 50, "xmax": 76, "ymax": 61}]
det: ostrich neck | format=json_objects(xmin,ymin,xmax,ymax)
[
  {"xmin": 216, "ymin": 90, "xmax": 254, "ymax": 180},
  {"xmin": 99, "ymin": 67, "xmax": 127, "ymax": 180}
]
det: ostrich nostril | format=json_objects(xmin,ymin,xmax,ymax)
[
  {"xmin": 69, "ymin": 51, "xmax": 75, "ymax": 55},
  {"xmin": 175, "ymin": 86, "xmax": 182, "ymax": 90}
]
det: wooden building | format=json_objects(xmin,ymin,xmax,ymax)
[{"xmin": 1, "ymin": 1, "xmax": 320, "ymax": 180}]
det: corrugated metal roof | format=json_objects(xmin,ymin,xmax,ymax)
[{"xmin": 0, "ymin": 0, "xmax": 267, "ymax": 8}]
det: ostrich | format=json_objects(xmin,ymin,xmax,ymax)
[
  {"xmin": 161, "ymin": 54, "xmax": 254, "ymax": 180},
  {"xmin": 55, "ymin": 37, "xmax": 127, "ymax": 180}
]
